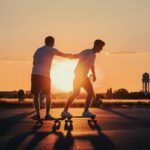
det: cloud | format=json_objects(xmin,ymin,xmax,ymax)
[
  {"xmin": 104, "ymin": 51, "xmax": 149, "ymax": 55},
  {"xmin": 0, "ymin": 57, "xmax": 9, "ymax": 61},
  {"xmin": 112, "ymin": 51, "xmax": 141, "ymax": 54},
  {"xmin": 0, "ymin": 57, "xmax": 31, "ymax": 63}
]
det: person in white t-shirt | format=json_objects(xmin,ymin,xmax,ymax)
[
  {"xmin": 61, "ymin": 39, "xmax": 105, "ymax": 118},
  {"xmin": 31, "ymin": 36, "xmax": 71, "ymax": 120}
]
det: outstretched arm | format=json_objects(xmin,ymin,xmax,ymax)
[
  {"xmin": 90, "ymin": 65, "xmax": 96, "ymax": 82},
  {"xmin": 55, "ymin": 50, "xmax": 79, "ymax": 59},
  {"xmin": 68, "ymin": 54, "xmax": 79, "ymax": 59},
  {"xmin": 55, "ymin": 50, "xmax": 72, "ymax": 58}
]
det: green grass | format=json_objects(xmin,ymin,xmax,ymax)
[{"xmin": 1, "ymin": 98, "xmax": 150, "ymax": 108}]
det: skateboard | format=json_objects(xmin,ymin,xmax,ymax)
[
  {"xmin": 87, "ymin": 116, "xmax": 97, "ymax": 124},
  {"xmin": 64, "ymin": 118, "xmax": 73, "ymax": 131},
  {"xmin": 64, "ymin": 116, "xmax": 73, "ymax": 123},
  {"xmin": 51, "ymin": 117, "xmax": 72, "ymax": 123},
  {"xmin": 52, "ymin": 120, "xmax": 61, "ymax": 132},
  {"xmin": 72, "ymin": 115, "xmax": 97, "ymax": 124},
  {"xmin": 31, "ymin": 116, "xmax": 61, "ymax": 123}
]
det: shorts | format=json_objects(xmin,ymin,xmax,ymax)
[
  {"xmin": 31, "ymin": 74, "xmax": 51, "ymax": 95},
  {"xmin": 73, "ymin": 76, "xmax": 94, "ymax": 94}
]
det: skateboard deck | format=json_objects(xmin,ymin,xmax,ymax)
[{"xmin": 72, "ymin": 116, "xmax": 97, "ymax": 123}]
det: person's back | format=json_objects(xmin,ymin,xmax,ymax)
[
  {"xmin": 32, "ymin": 45, "xmax": 58, "ymax": 77},
  {"xmin": 61, "ymin": 39, "xmax": 105, "ymax": 119},
  {"xmin": 74, "ymin": 49, "xmax": 96, "ymax": 77},
  {"xmin": 31, "ymin": 36, "xmax": 72, "ymax": 120}
]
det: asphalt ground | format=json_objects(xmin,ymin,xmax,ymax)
[{"xmin": 0, "ymin": 108, "xmax": 150, "ymax": 150}]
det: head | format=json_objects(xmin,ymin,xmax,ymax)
[
  {"xmin": 92, "ymin": 39, "xmax": 105, "ymax": 53},
  {"xmin": 45, "ymin": 36, "xmax": 55, "ymax": 47}
]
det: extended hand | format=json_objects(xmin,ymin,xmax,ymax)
[
  {"xmin": 65, "ymin": 53, "xmax": 72, "ymax": 58},
  {"xmin": 90, "ymin": 74, "xmax": 96, "ymax": 82},
  {"xmin": 92, "ymin": 74, "xmax": 96, "ymax": 82},
  {"xmin": 66, "ymin": 54, "xmax": 78, "ymax": 59}
]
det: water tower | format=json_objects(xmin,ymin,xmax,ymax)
[{"xmin": 142, "ymin": 72, "xmax": 150, "ymax": 93}]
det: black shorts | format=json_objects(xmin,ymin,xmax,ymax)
[
  {"xmin": 31, "ymin": 74, "xmax": 51, "ymax": 95},
  {"xmin": 73, "ymin": 76, "xmax": 94, "ymax": 95}
]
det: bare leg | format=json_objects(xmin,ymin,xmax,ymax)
[
  {"xmin": 64, "ymin": 92, "xmax": 79, "ymax": 111},
  {"xmin": 33, "ymin": 93, "xmax": 40, "ymax": 116},
  {"xmin": 84, "ymin": 92, "xmax": 94, "ymax": 112},
  {"xmin": 64, "ymin": 78, "xmax": 80, "ymax": 112},
  {"xmin": 45, "ymin": 94, "xmax": 51, "ymax": 116},
  {"xmin": 83, "ymin": 77, "xmax": 94, "ymax": 112}
]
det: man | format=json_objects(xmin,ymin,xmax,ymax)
[
  {"xmin": 31, "ymin": 36, "xmax": 71, "ymax": 120},
  {"xmin": 61, "ymin": 39, "xmax": 105, "ymax": 118}
]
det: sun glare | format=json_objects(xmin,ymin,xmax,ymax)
[{"xmin": 51, "ymin": 60, "xmax": 77, "ymax": 92}]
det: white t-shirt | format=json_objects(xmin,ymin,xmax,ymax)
[
  {"xmin": 32, "ymin": 46, "xmax": 60, "ymax": 77},
  {"xmin": 75, "ymin": 49, "xmax": 96, "ymax": 77}
]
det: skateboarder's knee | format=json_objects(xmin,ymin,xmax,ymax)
[
  {"xmin": 72, "ymin": 91, "xmax": 79, "ymax": 98},
  {"xmin": 87, "ymin": 91, "xmax": 94, "ymax": 99}
]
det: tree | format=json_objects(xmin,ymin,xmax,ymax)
[
  {"xmin": 106, "ymin": 88, "xmax": 113, "ymax": 99},
  {"xmin": 18, "ymin": 89, "xmax": 25, "ymax": 102},
  {"xmin": 113, "ymin": 88, "xmax": 129, "ymax": 99}
]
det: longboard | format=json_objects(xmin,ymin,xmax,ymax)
[
  {"xmin": 72, "ymin": 115, "xmax": 97, "ymax": 123},
  {"xmin": 31, "ymin": 116, "xmax": 96, "ymax": 123},
  {"xmin": 31, "ymin": 116, "xmax": 62, "ymax": 123}
]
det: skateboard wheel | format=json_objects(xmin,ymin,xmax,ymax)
[
  {"xmin": 68, "ymin": 117, "xmax": 72, "ymax": 120},
  {"xmin": 55, "ymin": 120, "xmax": 59, "ymax": 123},
  {"xmin": 91, "ymin": 116, "xmax": 95, "ymax": 120}
]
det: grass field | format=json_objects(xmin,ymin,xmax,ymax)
[{"xmin": 0, "ymin": 98, "xmax": 150, "ymax": 108}]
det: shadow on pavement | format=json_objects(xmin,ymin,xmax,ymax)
[
  {"xmin": 0, "ymin": 111, "xmax": 35, "ymax": 135},
  {"xmin": 54, "ymin": 120, "xmax": 116, "ymax": 150},
  {"xmin": 101, "ymin": 108, "xmax": 150, "ymax": 128},
  {"xmin": 54, "ymin": 120, "xmax": 74, "ymax": 150},
  {"xmin": 4, "ymin": 115, "xmax": 116, "ymax": 150},
  {"xmin": 75, "ymin": 121, "xmax": 116, "ymax": 150},
  {"xmin": 4, "ymin": 120, "xmax": 64, "ymax": 150}
]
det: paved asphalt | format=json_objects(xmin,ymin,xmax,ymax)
[{"xmin": 0, "ymin": 107, "xmax": 150, "ymax": 150}]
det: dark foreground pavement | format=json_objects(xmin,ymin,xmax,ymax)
[{"xmin": 0, "ymin": 108, "xmax": 150, "ymax": 150}]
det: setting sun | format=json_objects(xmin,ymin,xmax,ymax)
[{"xmin": 51, "ymin": 60, "xmax": 77, "ymax": 92}]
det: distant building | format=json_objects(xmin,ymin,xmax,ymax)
[
  {"xmin": 142, "ymin": 72, "xmax": 150, "ymax": 93},
  {"xmin": 0, "ymin": 91, "xmax": 18, "ymax": 98},
  {"xmin": 106, "ymin": 88, "xmax": 113, "ymax": 99}
]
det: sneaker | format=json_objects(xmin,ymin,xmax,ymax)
[
  {"xmin": 45, "ymin": 114, "xmax": 54, "ymax": 120},
  {"xmin": 61, "ymin": 111, "xmax": 73, "ymax": 118},
  {"xmin": 82, "ymin": 111, "xmax": 96, "ymax": 118},
  {"xmin": 32, "ymin": 114, "xmax": 40, "ymax": 120}
]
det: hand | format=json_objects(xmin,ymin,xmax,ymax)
[
  {"xmin": 90, "ymin": 74, "xmax": 96, "ymax": 82},
  {"xmin": 66, "ymin": 54, "xmax": 74, "ymax": 59},
  {"xmin": 92, "ymin": 74, "xmax": 96, "ymax": 82},
  {"xmin": 67, "ymin": 54, "xmax": 78, "ymax": 59}
]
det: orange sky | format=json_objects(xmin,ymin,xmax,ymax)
[{"xmin": 0, "ymin": 0, "xmax": 150, "ymax": 93}]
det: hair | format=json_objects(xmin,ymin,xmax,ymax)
[
  {"xmin": 94, "ymin": 39, "xmax": 105, "ymax": 47},
  {"xmin": 45, "ymin": 36, "xmax": 54, "ymax": 46}
]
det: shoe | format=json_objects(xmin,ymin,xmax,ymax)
[
  {"xmin": 82, "ymin": 111, "xmax": 96, "ymax": 118},
  {"xmin": 61, "ymin": 111, "xmax": 73, "ymax": 118},
  {"xmin": 32, "ymin": 114, "xmax": 40, "ymax": 120},
  {"xmin": 45, "ymin": 114, "xmax": 54, "ymax": 120}
]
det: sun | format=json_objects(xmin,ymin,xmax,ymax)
[{"xmin": 51, "ymin": 59, "xmax": 77, "ymax": 92}]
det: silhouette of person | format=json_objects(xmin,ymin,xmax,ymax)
[
  {"xmin": 31, "ymin": 36, "xmax": 71, "ymax": 120},
  {"xmin": 61, "ymin": 39, "xmax": 105, "ymax": 118},
  {"xmin": 39, "ymin": 91, "xmax": 45, "ymax": 109}
]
